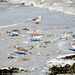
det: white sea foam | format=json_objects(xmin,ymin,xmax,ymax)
[
  {"xmin": 0, "ymin": 24, "xmax": 17, "ymax": 29},
  {"xmin": 56, "ymin": 54, "xmax": 75, "ymax": 58},
  {"xmin": 47, "ymin": 54, "xmax": 75, "ymax": 67},
  {"xmin": 7, "ymin": 0, "xmax": 75, "ymax": 15}
]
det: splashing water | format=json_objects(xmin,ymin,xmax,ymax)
[{"xmin": 7, "ymin": 0, "xmax": 75, "ymax": 15}]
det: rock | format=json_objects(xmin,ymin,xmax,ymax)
[
  {"xmin": 65, "ymin": 64, "xmax": 70, "ymax": 68},
  {"xmin": 62, "ymin": 55, "xmax": 75, "ymax": 60},
  {"xmin": 72, "ymin": 34, "xmax": 75, "ymax": 39},
  {"xmin": 22, "ymin": 28, "xmax": 30, "ymax": 31},
  {"xmin": 8, "ymin": 56, "xmax": 15, "ymax": 59}
]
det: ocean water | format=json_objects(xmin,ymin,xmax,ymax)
[
  {"xmin": 8, "ymin": 0, "xmax": 75, "ymax": 15},
  {"xmin": 0, "ymin": 0, "xmax": 75, "ymax": 29}
]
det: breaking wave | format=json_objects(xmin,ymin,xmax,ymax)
[{"xmin": 5, "ymin": 0, "xmax": 75, "ymax": 15}]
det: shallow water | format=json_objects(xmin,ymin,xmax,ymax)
[
  {"xmin": 0, "ymin": 2, "xmax": 75, "ymax": 75},
  {"xmin": 8, "ymin": 0, "xmax": 75, "ymax": 15},
  {"xmin": 0, "ymin": 2, "xmax": 75, "ymax": 30}
]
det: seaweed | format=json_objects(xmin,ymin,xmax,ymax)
[
  {"xmin": 44, "ymin": 41, "xmax": 51, "ymax": 44},
  {"xmin": 46, "ymin": 35, "xmax": 53, "ymax": 37},
  {"xmin": 62, "ymin": 55, "xmax": 75, "ymax": 60},
  {"xmin": 0, "ymin": 67, "xmax": 27, "ymax": 75},
  {"xmin": 48, "ymin": 63, "xmax": 75, "ymax": 75},
  {"xmin": 22, "ymin": 28, "xmax": 30, "ymax": 31}
]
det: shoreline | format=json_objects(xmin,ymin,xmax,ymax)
[{"xmin": 0, "ymin": 5, "xmax": 75, "ymax": 75}]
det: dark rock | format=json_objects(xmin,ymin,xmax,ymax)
[
  {"xmin": 62, "ymin": 55, "xmax": 75, "ymax": 60},
  {"xmin": 0, "ymin": 69, "xmax": 13, "ymax": 75},
  {"xmin": 48, "ymin": 63, "xmax": 75, "ymax": 74},
  {"xmin": 8, "ymin": 56, "xmax": 15, "ymax": 59},
  {"xmin": 65, "ymin": 64, "xmax": 70, "ymax": 67},
  {"xmin": 22, "ymin": 28, "xmax": 30, "ymax": 31}
]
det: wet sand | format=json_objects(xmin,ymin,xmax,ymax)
[{"xmin": 0, "ymin": 6, "xmax": 75, "ymax": 75}]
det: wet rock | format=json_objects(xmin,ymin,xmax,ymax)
[
  {"xmin": 0, "ymin": 69, "xmax": 13, "ymax": 75},
  {"xmin": 29, "ymin": 52, "xmax": 32, "ymax": 54},
  {"xmin": 72, "ymin": 34, "xmax": 75, "ymax": 39},
  {"xmin": 22, "ymin": 58, "xmax": 30, "ymax": 61},
  {"xmin": 62, "ymin": 55, "xmax": 75, "ymax": 60},
  {"xmin": 22, "ymin": 28, "xmax": 30, "ymax": 31},
  {"xmin": 44, "ymin": 41, "xmax": 51, "ymax": 44},
  {"xmin": 48, "ymin": 63, "xmax": 75, "ymax": 74},
  {"xmin": 7, "ymin": 56, "xmax": 15, "ymax": 59},
  {"xmin": 65, "ymin": 64, "xmax": 70, "ymax": 68},
  {"xmin": 0, "ymin": 67, "xmax": 27, "ymax": 75}
]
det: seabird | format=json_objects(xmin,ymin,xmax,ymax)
[
  {"xmin": 14, "ymin": 46, "xmax": 28, "ymax": 52},
  {"xmin": 7, "ymin": 29, "xmax": 20, "ymax": 36},
  {"xmin": 11, "ymin": 29, "xmax": 20, "ymax": 34},
  {"xmin": 30, "ymin": 33, "xmax": 44, "ymax": 38},
  {"xmin": 32, "ymin": 16, "xmax": 43, "ymax": 24},
  {"xmin": 7, "ymin": 29, "xmax": 20, "ymax": 34}
]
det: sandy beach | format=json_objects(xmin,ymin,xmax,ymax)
[{"xmin": 0, "ymin": 1, "xmax": 75, "ymax": 75}]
